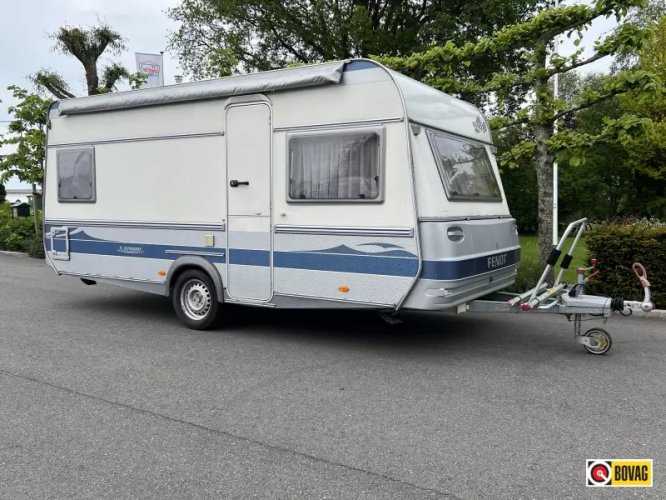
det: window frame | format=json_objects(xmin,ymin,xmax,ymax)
[
  {"xmin": 425, "ymin": 128, "xmax": 502, "ymax": 203},
  {"xmin": 286, "ymin": 126, "xmax": 385, "ymax": 204},
  {"xmin": 56, "ymin": 145, "xmax": 97, "ymax": 203}
]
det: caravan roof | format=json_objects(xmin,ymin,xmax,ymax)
[{"xmin": 53, "ymin": 59, "xmax": 492, "ymax": 144}]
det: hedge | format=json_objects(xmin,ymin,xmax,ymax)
[
  {"xmin": 586, "ymin": 221, "xmax": 665, "ymax": 308},
  {"xmin": 0, "ymin": 203, "xmax": 45, "ymax": 258}
]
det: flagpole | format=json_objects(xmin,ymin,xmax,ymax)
[{"xmin": 552, "ymin": 0, "xmax": 559, "ymax": 246}]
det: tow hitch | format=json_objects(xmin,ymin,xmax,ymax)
[{"xmin": 468, "ymin": 218, "xmax": 655, "ymax": 354}]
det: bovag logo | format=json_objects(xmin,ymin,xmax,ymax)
[{"xmin": 586, "ymin": 459, "xmax": 653, "ymax": 487}]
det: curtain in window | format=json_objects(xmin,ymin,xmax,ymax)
[{"xmin": 290, "ymin": 132, "xmax": 379, "ymax": 200}]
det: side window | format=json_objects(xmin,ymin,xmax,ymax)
[
  {"xmin": 288, "ymin": 130, "xmax": 382, "ymax": 201},
  {"xmin": 57, "ymin": 147, "xmax": 96, "ymax": 202}
]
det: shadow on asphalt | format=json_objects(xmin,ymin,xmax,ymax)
[{"xmin": 69, "ymin": 289, "xmax": 570, "ymax": 357}]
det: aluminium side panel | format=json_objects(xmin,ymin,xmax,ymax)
[
  {"xmin": 269, "ymin": 62, "xmax": 419, "ymax": 308},
  {"xmin": 44, "ymin": 100, "xmax": 228, "ymax": 291}
]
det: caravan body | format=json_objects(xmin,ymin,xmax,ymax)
[{"xmin": 43, "ymin": 59, "xmax": 519, "ymax": 328}]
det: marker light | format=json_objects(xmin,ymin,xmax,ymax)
[{"xmin": 338, "ymin": 286, "xmax": 349, "ymax": 293}]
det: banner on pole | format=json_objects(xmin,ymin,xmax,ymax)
[{"xmin": 135, "ymin": 53, "xmax": 164, "ymax": 88}]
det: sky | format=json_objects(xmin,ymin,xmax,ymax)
[
  {"xmin": 0, "ymin": 0, "xmax": 618, "ymax": 190},
  {"xmin": 0, "ymin": 0, "xmax": 180, "ymax": 189}
]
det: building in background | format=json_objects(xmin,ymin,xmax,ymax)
[{"xmin": 5, "ymin": 187, "xmax": 41, "ymax": 206}]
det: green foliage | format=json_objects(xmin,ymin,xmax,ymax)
[
  {"xmin": 0, "ymin": 212, "xmax": 36, "ymax": 252},
  {"xmin": 32, "ymin": 70, "xmax": 74, "ymax": 99},
  {"xmin": 498, "ymin": 140, "xmax": 536, "ymax": 170},
  {"xmin": 51, "ymin": 24, "xmax": 126, "ymax": 58},
  {"xmin": 586, "ymin": 221, "xmax": 666, "ymax": 306},
  {"xmin": 549, "ymin": 15, "xmax": 666, "ymax": 220},
  {"xmin": 128, "ymin": 72, "xmax": 148, "ymax": 90},
  {"xmin": 99, "ymin": 63, "xmax": 130, "ymax": 93},
  {"xmin": 0, "ymin": 86, "xmax": 50, "ymax": 186},
  {"xmin": 511, "ymin": 256, "xmax": 543, "ymax": 293},
  {"xmin": 495, "ymin": 128, "xmax": 539, "ymax": 233},
  {"xmin": 168, "ymin": 0, "xmax": 546, "ymax": 81},
  {"xmin": 35, "ymin": 23, "xmax": 130, "ymax": 98},
  {"xmin": 0, "ymin": 204, "xmax": 44, "ymax": 257},
  {"xmin": 380, "ymin": 0, "xmax": 647, "ymax": 98},
  {"xmin": 382, "ymin": 0, "xmax": 656, "ymax": 266},
  {"xmin": 22, "ymin": 233, "xmax": 45, "ymax": 258}
]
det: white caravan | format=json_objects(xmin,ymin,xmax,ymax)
[{"xmin": 43, "ymin": 59, "xmax": 520, "ymax": 329}]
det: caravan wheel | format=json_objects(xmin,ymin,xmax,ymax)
[
  {"xmin": 172, "ymin": 269, "xmax": 221, "ymax": 330},
  {"xmin": 583, "ymin": 328, "xmax": 612, "ymax": 355}
]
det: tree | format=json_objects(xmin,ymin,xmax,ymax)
[
  {"xmin": 168, "ymin": 0, "xmax": 547, "ymax": 81},
  {"xmin": 0, "ymin": 183, "xmax": 6, "ymax": 203},
  {"xmin": 611, "ymin": 14, "xmax": 666, "ymax": 217},
  {"xmin": 0, "ymin": 86, "xmax": 49, "ymax": 186},
  {"xmin": 0, "ymin": 86, "xmax": 51, "ymax": 234},
  {"xmin": 34, "ymin": 23, "xmax": 140, "ymax": 98},
  {"xmin": 381, "ymin": 0, "xmax": 659, "ymax": 268}
]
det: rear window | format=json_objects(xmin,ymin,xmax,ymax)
[
  {"xmin": 426, "ymin": 130, "xmax": 501, "ymax": 201},
  {"xmin": 57, "ymin": 147, "xmax": 96, "ymax": 202}
]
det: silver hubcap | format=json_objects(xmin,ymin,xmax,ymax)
[
  {"xmin": 180, "ymin": 279, "xmax": 212, "ymax": 321},
  {"xmin": 586, "ymin": 331, "xmax": 608, "ymax": 353}
]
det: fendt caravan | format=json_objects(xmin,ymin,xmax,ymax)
[{"xmin": 44, "ymin": 59, "xmax": 520, "ymax": 329}]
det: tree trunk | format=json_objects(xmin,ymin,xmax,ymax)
[
  {"xmin": 31, "ymin": 183, "xmax": 40, "ymax": 237},
  {"xmin": 534, "ymin": 123, "xmax": 554, "ymax": 269},
  {"xmin": 532, "ymin": 43, "xmax": 555, "ymax": 278},
  {"xmin": 84, "ymin": 59, "xmax": 100, "ymax": 95}
]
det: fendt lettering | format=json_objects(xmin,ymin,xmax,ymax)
[{"xmin": 487, "ymin": 253, "xmax": 508, "ymax": 269}]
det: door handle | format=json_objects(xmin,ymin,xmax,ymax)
[{"xmin": 229, "ymin": 180, "xmax": 249, "ymax": 187}]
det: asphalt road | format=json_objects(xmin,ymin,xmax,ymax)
[{"xmin": 1, "ymin": 253, "xmax": 664, "ymax": 499}]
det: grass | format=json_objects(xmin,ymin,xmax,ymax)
[{"xmin": 514, "ymin": 235, "xmax": 590, "ymax": 290}]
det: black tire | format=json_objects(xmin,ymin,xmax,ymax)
[
  {"xmin": 172, "ymin": 269, "xmax": 221, "ymax": 330},
  {"xmin": 584, "ymin": 328, "xmax": 612, "ymax": 355}
]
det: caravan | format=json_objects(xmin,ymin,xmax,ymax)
[{"xmin": 43, "ymin": 59, "xmax": 519, "ymax": 329}]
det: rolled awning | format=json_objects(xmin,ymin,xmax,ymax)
[{"xmin": 57, "ymin": 61, "xmax": 347, "ymax": 116}]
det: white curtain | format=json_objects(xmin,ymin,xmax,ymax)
[{"xmin": 290, "ymin": 132, "xmax": 380, "ymax": 200}]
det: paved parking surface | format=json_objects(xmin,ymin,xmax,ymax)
[{"xmin": 1, "ymin": 253, "xmax": 664, "ymax": 498}]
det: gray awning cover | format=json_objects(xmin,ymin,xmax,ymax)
[{"xmin": 57, "ymin": 61, "xmax": 346, "ymax": 116}]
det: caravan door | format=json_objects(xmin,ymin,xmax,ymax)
[{"xmin": 225, "ymin": 102, "xmax": 272, "ymax": 302}]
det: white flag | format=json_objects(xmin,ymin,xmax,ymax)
[{"xmin": 135, "ymin": 52, "xmax": 164, "ymax": 88}]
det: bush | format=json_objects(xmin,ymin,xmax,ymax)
[
  {"xmin": 22, "ymin": 234, "xmax": 45, "ymax": 258},
  {"xmin": 0, "ymin": 204, "xmax": 44, "ymax": 257},
  {"xmin": 586, "ymin": 220, "xmax": 665, "ymax": 307},
  {"xmin": 509, "ymin": 255, "xmax": 542, "ymax": 293},
  {"xmin": 0, "ymin": 216, "xmax": 36, "ymax": 251}
]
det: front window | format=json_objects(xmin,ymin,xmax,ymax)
[{"xmin": 426, "ymin": 130, "xmax": 501, "ymax": 201}]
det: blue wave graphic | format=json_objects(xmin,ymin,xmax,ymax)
[{"xmin": 306, "ymin": 244, "xmax": 416, "ymax": 258}]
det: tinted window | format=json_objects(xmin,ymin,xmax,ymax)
[
  {"xmin": 427, "ymin": 130, "xmax": 501, "ymax": 201},
  {"xmin": 57, "ymin": 147, "xmax": 95, "ymax": 202}
]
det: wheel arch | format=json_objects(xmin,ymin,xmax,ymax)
[{"xmin": 167, "ymin": 256, "xmax": 224, "ymax": 303}]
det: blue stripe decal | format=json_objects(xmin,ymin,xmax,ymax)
[
  {"xmin": 274, "ymin": 251, "xmax": 418, "ymax": 277},
  {"xmin": 229, "ymin": 248, "xmax": 270, "ymax": 267},
  {"xmin": 421, "ymin": 248, "xmax": 520, "ymax": 280},
  {"xmin": 46, "ymin": 225, "xmax": 518, "ymax": 280},
  {"xmin": 64, "ymin": 238, "xmax": 226, "ymax": 264}
]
